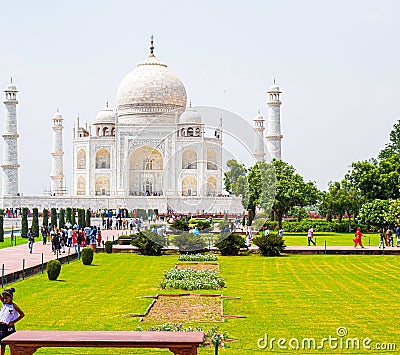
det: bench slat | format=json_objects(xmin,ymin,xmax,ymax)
[{"xmin": 3, "ymin": 331, "xmax": 204, "ymax": 354}]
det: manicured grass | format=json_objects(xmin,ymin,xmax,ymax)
[
  {"xmin": 283, "ymin": 232, "xmax": 381, "ymax": 247},
  {"xmin": 0, "ymin": 235, "xmax": 27, "ymax": 249},
  {"xmin": 4, "ymin": 253, "xmax": 400, "ymax": 354}
]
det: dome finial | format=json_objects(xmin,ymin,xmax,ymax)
[
  {"xmin": 106, "ymin": 100, "xmax": 109, "ymax": 108},
  {"xmin": 10, "ymin": 77, "xmax": 13, "ymax": 83},
  {"xmin": 189, "ymin": 100, "xmax": 192, "ymax": 108},
  {"xmin": 150, "ymin": 35, "xmax": 155, "ymax": 56}
]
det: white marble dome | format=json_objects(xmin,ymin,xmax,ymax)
[
  {"xmin": 4, "ymin": 82, "xmax": 17, "ymax": 91},
  {"xmin": 96, "ymin": 103, "xmax": 116, "ymax": 123},
  {"xmin": 268, "ymin": 82, "xmax": 280, "ymax": 93},
  {"xmin": 116, "ymin": 54, "xmax": 187, "ymax": 118},
  {"xmin": 180, "ymin": 106, "xmax": 202, "ymax": 124}
]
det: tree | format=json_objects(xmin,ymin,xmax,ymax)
[
  {"xmin": 78, "ymin": 209, "xmax": 85, "ymax": 228},
  {"xmin": 32, "ymin": 208, "xmax": 39, "ymax": 236},
  {"xmin": 246, "ymin": 163, "xmax": 262, "ymax": 219},
  {"xmin": 21, "ymin": 207, "xmax": 28, "ymax": 237},
  {"xmin": 379, "ymin": 120, "xmax": 400, "ymax": 159},
  {"xmin": 59, "ymin": 208, "xmax": 65, "ymax": 229},
  {"xmin": 66, "ymin": 207, "xmax": 72, "ymax": 223},
  {"xmin": 50, "ymin": 208, "xmax": 57, "ymax": 228},
  {"xmin": 42, "ymin": 208, "xmax": 49, "ymax": 228},
  {"xmin": 260, "ymin": 160, "xmax": 319, "ymax": 228},
  {"xmin": 71, "ymin": 208, "xmax": 76, "ymax": 226},
  {"xmin": 358, "ymin": 200, "xmax": 390, "ymax": 231},
  {"xmin": 86, "ymin": 209, "xmax": 91, "ymax": 227},
  {"xmin": 0, "ymin": 214, "xmax": 4, "ymax": 242},
  {"xmin": 224, "ymin": 159, "xmax": 247, "ymax": 194}
]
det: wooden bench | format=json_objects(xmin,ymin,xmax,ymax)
[{"xmin": 2, "ymin": 330, "xmax": 204, "ymax": 355}]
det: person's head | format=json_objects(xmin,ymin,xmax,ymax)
[
  {"xmin": 357, "ymin": 227, "xmax": 361, "ymax": 232},
  {"xmin": 2, "ymin": 287, "xmax": 15, "ymax": 303}
]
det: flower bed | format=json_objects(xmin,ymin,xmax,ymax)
[
  {"xmin": 160, "ymin": 268, "xmax": 225, "ymax": 290},
  {"xmin": 136, "ymin": 323, "xmax": 231, "ymax": 348},
  {"xmin": 178, "ymin": 253, "xmax": 217, "ymax": 262}
]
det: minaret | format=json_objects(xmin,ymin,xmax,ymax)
[
  {"xmin": 2, "ymin": 79, "xmax": 20, "ymax": 196},
  {"xmin": 253, "ymin": 110, "xmax": 265, "ymax": 161},
  {"xmin": 50, "ymin": 110, "xmax": 65, "ymax": 196},
  {"xmin": 266, "ymin": 80, "xmax": 283, "ymax": 160}
]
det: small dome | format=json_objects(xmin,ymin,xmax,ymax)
[
  {"xmin": 268, "ymin": 81, "xmax": 281, "ymax": 93},
  {"xmin": 96, "ymin": 103, "xmax": 116, "ymax": 123},
  {"xmin": 180, "ymin": 107, "xmax": 202, "ymax": 124},
  {"xmin": 53, "ymin": 111, "xmax": 63, "ymax": 119},
  {"xmin": 4, "ymin": 82, "xmax": 17, "ymax": 92},
  {"xmin": 254, "ymin": 110, "xmax": 263, "ymax": 120}
]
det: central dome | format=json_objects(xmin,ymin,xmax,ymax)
[{"xmin": 116, "ymin": 51, "xmax": 187, "ymax": 118}]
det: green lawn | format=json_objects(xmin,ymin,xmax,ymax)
[
  {"xmin": 0, "ymin": 235, "xmax": 27, "ymax": 249},
  {"xmin": 283, "ymin": 232, "xmax": 381, "ymax": 247},
  {"xmin": 4, "ymin": 253, "xmax": 400, "ymax": 354}
]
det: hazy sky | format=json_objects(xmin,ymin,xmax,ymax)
[{"xmin": 0, "ymin": 0, "xmax": 399, "ymax": 195}]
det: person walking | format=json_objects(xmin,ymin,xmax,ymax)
[
  {"xmin": 41, "ymin": 225, "xmax": 48, "ymax": 245},
  {"xmin": 27, "ymin": 228, "xmax": 35, "ymax": 254},
  {"xmin": 378, "ymin": 229, "xmax": 385, "ymax": 249},
  {"xmin": 307, "ymin": 226, "xmax": 316, "ymax": 246},
  {"xmin": 385, "ymin": 228, "xmax": 391, "ymax": 247},
  {"xmin": 0, "ymin": 288, "xmax": 25, "ymax": 355},
  {"xmin": 353, "ymin": 227, "xmax": 364, "ymax": 248},
  {"xmin": 396, "ymin": 225, "xmax": 400, "ymax": 247}
]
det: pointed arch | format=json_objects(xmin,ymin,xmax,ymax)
[
  {"xmin": 95, "ymin": 148, "xmax": 111, "ymax": 169},
  {"xmin": 182, "ymin": 176, "xmax": 197, "ymax": 196},
  {"xmin": 182, "ymin": 149, "xmax": 197, "ymax": 169},
  {"xmin": 77, "ymin": 149, "xmax": 86, "ymax": 169},
  {"xmin": 77, "ymin": 175, "xmax": 86, "ymax": 195}
]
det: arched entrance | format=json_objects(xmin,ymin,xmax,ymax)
[
  {"xmin": 182, "ymin": 176, "xmax": 197, "ymax": 196},
  {"xmin": 129, "ymin": 146, "xmax": 163, "ymax": 196}
]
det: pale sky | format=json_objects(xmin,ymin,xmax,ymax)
[{"xmin": 0, "ymin": 0, "xmax": 399, "ymax": 195}]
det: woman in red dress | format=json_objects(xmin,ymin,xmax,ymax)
[{"xmin": 353, "ymin": 227, "xmax": 364, "ymax": 248}]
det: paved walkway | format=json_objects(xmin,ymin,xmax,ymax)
[{"xmin": 0, "ymin": 230, "xmax": 129, "ymax": 283}]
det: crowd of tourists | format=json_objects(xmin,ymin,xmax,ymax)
[{"xmin": 28, "ymin": 223, "xmax": 102, "ymax": 255}]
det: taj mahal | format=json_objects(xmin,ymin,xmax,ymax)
[{"xmin": 0, "ymin": 38, "xmax": 283, "ymax": 213}]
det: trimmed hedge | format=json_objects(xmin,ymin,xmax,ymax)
[
  {"xmin": 255, "ymin": 218, "xmax": 369, "ymax": 233},
  {"xmin": 131, "ymin": 231, "xmax": 165, "ymax": 256},
  {"xmin": 215, "ymin": 233, "xmax": 246, "ymax": 256},
  {"xmin": 253, "ymin": 232, "xmax": 286, "ymax": 256},
  {"xmin": 173, "ymin": 233, "xmax": 207, "ymax": 253},
  {"xmin": 47, "ymin": 260, "xmax": 61, "ymax": 280},
  {"xmin": 105, "ymin": 241, "xmax": 113, "ymax": 254},
  {"xmin": 81, "ymin": 247, "xmax": 94, "ymax": 265}
]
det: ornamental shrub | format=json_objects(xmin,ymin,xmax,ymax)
[
  {"xmin": 253, "ymin": 232, "xmax": 286, "ymax": 256},
  {"xmin": 42, "ymin": 208, "xmax": 49, "ymax": 228},
  {"xmin": 21, "ymin": 207, "xmax": 28, "ymax": 237},
  {"xmin": 85, "ymin": 209, "xmax": 91, "ymax": 227},
  {"xmin": 173, "ymin": 233, "xmax": 207, "ymax": 253},
  {"xmin": 0, "ymin": 215, "xmax": 4, "ymax": 242},
  {"xmin": 81, "ymin": 247, "xmax": 94, "ymax": 265},
  {"xmin": 215, "ymin": 233, "xmax": 246, "ymax": 256},
  {"xmin": 131, "ymin": 231, "xmax": 165, "ymax": 256},
  {"xmin": 58, "ymin": 208, "xmax": 65, "ymax": 229},
  {"xmin": 71, "ymin": 208, "xmax": 76, "ymax": 226},
  {"xmin": 78, "ymin": 209, "xmax": 85, "ymax": 228},
  {"xmin": 66, "ymin": 207, "xmax": 72, "ymax": 223},
  {"xmin": 171, "ymin": 219, "xmax": 189, "ymax": 231},
  {"xmin": 32, "ymin": 208, "xmax": 39, "ymax": 236},
  {"xmin": 47, "ymin": 260, "xmax": 61, "ymax": 280},
  {"xmin": 50, "ymin": 208, "xmax": 57, "ymax": 228},
  {"xmin": 105, "ymin": 241, "xmax": 113, "ymax": 254}
]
